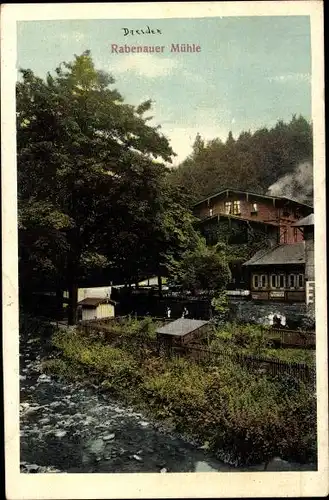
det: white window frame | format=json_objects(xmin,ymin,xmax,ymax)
[
  {"xmin": 278, "ymin": 274, "xmax": 285, "ymax": 289},
  {"xmin": 251, "ymin": 202, "xmax": 258, "ymax": 213},
  {"xmin": 270, "ymin": 274, "xmax": 276, "ymax": 289},
  {"xmin": 252, "ymin": 274, "xmax": 259, "ymax": 289},
  {"xmin": 224, "ymin": 201, "xmax": 232, "ymax": 214},
  {"xmin": 270, "ymin": 274, "xmax": 286, "ymax": 290},
  {"xmin": 288, "ymin": 274, "xmax": 296, "ymax": 289},
  {"xmin": 260, "ymin": 274, "xmax": 268, "ymax": 288},
  {"xmin": 297, "ymin": 274, "xmax": 305, "ymax": 289},
  {"xmin": 233, "ymin": 200, "xmax": 241, "ymax": 215}
]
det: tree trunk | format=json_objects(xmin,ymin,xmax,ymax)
[
  {"xmin": 67, "ymin": 253, "xmax": 79, "ymax": 325},
  {"xmin": 55, "ymin": 288, "xmax": 64, "ymax": 320},
  {"xmin": 157, "ymin": 275, "xmax": 163, "ymax": 298},
  {"xmin": 67, "ymin": 282, "xmax": 78, "ymax": 325}
]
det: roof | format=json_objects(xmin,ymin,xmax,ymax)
[
  {"xmin": 156, "ymin": 318, "xmax": 209, "ymax": 337},
  {"xmin": 292, "ymin": 214, "xmax": 314, "ymax": 227},
  {"xmin": 243, "ymin": 242, "xmax": 305, "ymax": 266},
  {"xmin": 193, "ymin": 188, "xmax": 313, "ymax": 209},
  {"xmin": 77, "ymin": 298, "xmax": 116, "ymax": 308}
]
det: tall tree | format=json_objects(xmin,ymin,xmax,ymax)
[
  {"xmin": 167, "ymin": 116, "xmax": 313, "ymax": 207},
  {"xmin": 17, "ymin": 51, "xmax": 179, "ymax": 324}
]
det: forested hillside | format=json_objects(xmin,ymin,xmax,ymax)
[{"xmin": 167, "ymin": 116, "xmax": 313, "ymax": 207}]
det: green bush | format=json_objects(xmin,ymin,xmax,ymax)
[{"xmin": 51, "ymin": 330, "xmax": 141, "ymax": 392}]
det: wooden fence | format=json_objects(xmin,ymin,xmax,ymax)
[
  {"xmin": 77, "ymin": 317, "xmax": 315, "ymax": 382},
  {"xmin": 263, "ymin": 327, "xmax": 315, "ymax": 348},
  {"xmin": 170, "ymin": 345, "xmax": 315, "ymax": 383}
]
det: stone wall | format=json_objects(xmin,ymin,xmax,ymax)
[{"xmin": 227, "ymin": 298, "xmax": 313, "ymax": 329}]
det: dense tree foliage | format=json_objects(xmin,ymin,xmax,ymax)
[
  {"xmin": 168, "ymin": 116, "xmax": 313, "ymax": 207},
  {"xmin": 168, "ymin": 239, "xmax": 231, "ymax": 294},
  {"xmin": 17, "ymin": 51, "xmax": 199, "ymax": 323}
]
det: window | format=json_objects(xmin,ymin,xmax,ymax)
[
  {"xmin": 233, "ymin": 200, "xmax": 241, "ymax": 215},
  {"xmin": 270, "ymin": 274, "xmax": 286, "ymax": 289},
  {"xmin": 261, "ymin": 275, "xmax": 267, "ymax": 288},
  {"xmin": 293, "ymin": 227, "xmax": 298, "ymax": 242},
  {"xmin": 278, "ymin": 274, "xmax": 285, "ymax": 288},
  {"xmin": 271, "ymin": 274, "xmax": 277, "ymax": 288},
  {"xmin": 224, "ymin": 201, "xmax": 232, "ymax": 214},
  {"xmin": 251, "ymin": 202, "xmax": 258, "ymax": 213},
  {"xmin": 209, "ymin": 207, "xmax": 213, "ymax": 217},
  {"xmin": 298, "ymin": 274, "xmax": 305, "ymax": 288},
  {"xmin": 288, "ymin": 274, "xmax": 296, "ymax": 288},
  {"xmin": 253, "ymin": 274, "xmax": 268, "ymax": 289}
]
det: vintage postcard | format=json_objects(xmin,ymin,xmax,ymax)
[{"xmin": 1, "ymin": 1, "xmax": 327, "ymax": 498}]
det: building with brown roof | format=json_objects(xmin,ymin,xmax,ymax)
[
  {"xmin": 77, "ymin": 297, "xmax": 116, "ymax": 321},
  {"xmin": 193, "ymin": 188, "xmax": 313, "ymax": 246}
]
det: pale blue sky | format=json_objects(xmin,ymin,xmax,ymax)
[{"xmin": 17, "ymin": 16, "xmax": 311, "ymax": 164}]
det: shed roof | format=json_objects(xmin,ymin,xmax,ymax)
[
  {"xmin": 243, "ymin": 242, "xmax": 305, "ymax": 266},
  {"xmin": 292, "ymin": 214, "xmax": 314, "ymax": 227},
  {"xmin": 156, "ymin": 318, "xmax": 209, "ymax": 337},
  {"xmin": 77, "ymin": 298, "xmax": 116, "ymax": 308}
]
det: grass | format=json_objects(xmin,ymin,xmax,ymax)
[{"xmin": 209, "ymin": 322, "xmax": 315, "ymax": 367}]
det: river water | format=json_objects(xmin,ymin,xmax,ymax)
[{"xmin": 20, "ymin": 331, "xmax": 315, "ymax": 474}]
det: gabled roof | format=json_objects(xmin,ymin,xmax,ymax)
[
  {"xmin": 78, "ymin": 298, "xmax": 116, "ymax": 308},
  {"xmin": 193, "ymin": 188, "xmax": 313, "ymax": 210},
  {"xmin": 243, "ymin": 242, "xmax": 305, "ymax": 266},
  {"xmin": 292, "ymin": 214, "xmax": 314, "ymax": 227},
  {"xmin": 156, "ymin": 318, "xmax": 209, "ymax": 337}
]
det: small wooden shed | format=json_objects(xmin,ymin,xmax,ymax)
[
  {"xmin": 77, "ymin": 298, "xmax": 116, "ymax": 321},
  {"xmin": 156, "ymin": 318, "xmax": 210, "ymax": 355}
]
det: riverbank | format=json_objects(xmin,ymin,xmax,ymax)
[{"xmin": 30, "ymin": 316, "xmax": 317, "ymax": 469}]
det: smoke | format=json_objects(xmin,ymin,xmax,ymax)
[{"xmin": 267, "ymin": 161, "xmax": 313, "ymax": 205}]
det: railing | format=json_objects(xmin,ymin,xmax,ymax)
[
  {"xmin": 171, "ymin": 345, "xmax": 315, "ymax": 383},
  {"xmin": 263, "ymin": 327, "xmax": 315, "ymax": 348},
  {"xmin": 77, "ymin": 317, "xmax": 316, "ymax": 382}
]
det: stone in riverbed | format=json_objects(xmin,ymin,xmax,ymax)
[
  {"xmin": 24, "ymin": 406, "xmax": 42, "ymax": 415},
  {"xmin": 25, "ymin": 464, "xmax": 39, "ymax": 472},
  {"xmin": 49, "ymin": 401, "xmax": 61, "ymax": 408},
  {"xmin": 132, "ymin": 455, "xmax": 143, "ymax": 461},
  {"xmin": 54, "ymin": 430, "xmax": 67, "ymax": 438},
  {"xmin": 160, "ymin": 468, "xmax": 168, "ymax": 473},
  {"xmin": 37, "ymin": 374, "xmax": 51, "ymax": 383},
  {"xmin": 39, "ymin": 417, "xmax": 51, "ymax": 425},
  {"xmin": 102, "ymin": 433, "xmax": 115, "ymax": 441},
  {"xmin": 89, "ymin": 439, "xmax": 105, "ymax": 454}
]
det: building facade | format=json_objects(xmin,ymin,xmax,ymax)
[
  {"xmin": 193, "ymin": 189, "xmax": 313, "ymax": 246},
  {"xmin": 293, "ymin": 215, "xmax": 315, "ymax": 312},
  {"xmin": 77, "ymin": 298, "xmax": 116, "ymax": 321},
  {"xmin": 242, "ymin": 242, "xmax": 306, "ymax": 302}
]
